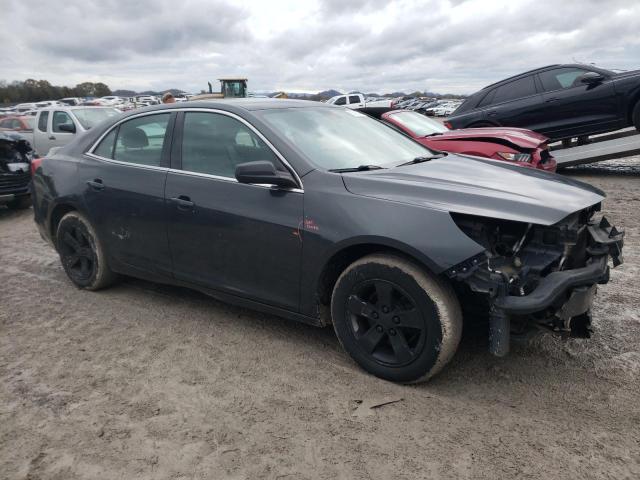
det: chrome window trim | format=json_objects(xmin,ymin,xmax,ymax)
[
  {"xmin": 87, "ymin": 107, "xmax": 304, "ymax": 191},
  {"xmin": 84, "ymin": 152, "xmax": 169, "ymax": 172}
]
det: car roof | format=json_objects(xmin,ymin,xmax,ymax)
[
  {"xmin": 480, "ymin": 63, "xmax": 611, "ymax": 91},
  {"xmin": 129, "ymin": 98, "xmax": 333, "ymax": 114}
]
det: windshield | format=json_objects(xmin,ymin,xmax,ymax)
[
  {"xmin": 24, "ymin": 117, "xmax": 35, "ymax": 130},
  {"xmin": 257, "ymin": 107, "xmax": 433, "ymax": 170},
  {"xmin": 72, "ymin": 108, "xmax": 120, "ymax": 129},
  {"xmin": 388, "ymin": 111, "xmax": 449, "ymax": 136}
]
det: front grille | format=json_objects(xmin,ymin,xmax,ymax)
[{"xmin": 0, "ymin": 172, "xmax": 31, "ymax": 191}]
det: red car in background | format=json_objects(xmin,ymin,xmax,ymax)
[
  {"xmin": 380, "ymin": 110, "xmax": 557, "ymax": 172},
  {"xmin": 0, "ymin": 115, "xmax": 35, "ymax": 133}
]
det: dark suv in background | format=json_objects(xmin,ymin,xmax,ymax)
[{"xmin": 446, "ymin": 64, "xmax": 640, "ymax": 141}]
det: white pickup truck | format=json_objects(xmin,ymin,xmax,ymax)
[
  {"xmin": 325, "ymin": 93, "xmax": 396, "ymax": 110},
  {"xmin": 23, "ymin": 106, "xmax": 121, "ymax": 156}
]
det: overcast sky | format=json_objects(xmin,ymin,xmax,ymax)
[{"xmin": 2, "ymin": 0, "xmax": 639, "ymax": 94}]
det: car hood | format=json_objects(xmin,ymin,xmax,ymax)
[
  {"xmin": 431, "ymin": 127, "xmax": 548, "ymax": 149},
  {"xmin": 342, "ymin": 155, "xmax": 604, "ymax": 225}
]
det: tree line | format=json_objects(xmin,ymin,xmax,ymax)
[{"xmin": 0, "ymin": 79, "xmax": 112, "ymax": 105}]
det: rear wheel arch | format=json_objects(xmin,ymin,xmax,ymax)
[{"xmin": 49, "ymin": 203, "xmax": 78, "ymax": 241}]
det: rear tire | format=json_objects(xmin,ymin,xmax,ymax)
[
  {"xmin": 633, "ymin": 101, "xmax": 640, "ymax": 133},
  {"xmin": 6, "ymin": 195, "xmax": 31, "ymax": 210},
  {"xmin": 56, "ymin": 212, "xmax": 117, "ymax": 290},
  {"xmin": 330, "ymin": 254, "xmax": 462, "ymax": 383}
]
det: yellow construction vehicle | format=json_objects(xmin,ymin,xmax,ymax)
[{"xmin": 190, "ymin": 78, "xmax": 248, "ymax": 100}]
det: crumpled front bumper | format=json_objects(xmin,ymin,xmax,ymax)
[
  {"xmin": 450, "ymin": 214, "xmax": 624, "ymax": 357},
  {"xmin": 495, "ymin": 216, "xmax": 623, "ymax": 315}
]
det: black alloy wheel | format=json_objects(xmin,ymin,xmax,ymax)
[
  {"xmin": 331, "ymin": 254, "xmax": 462, "ymax": 383},
  {"xmin": 56, "ymin": 211, "xmax": 117, "ymax": 290},
  {"xmin": 58, "ymin": 223, "xmax": 97, "ymax": 284},
  {"xmin": 346, "ymin": 279, "xmax": 427, "ymax": 367}
]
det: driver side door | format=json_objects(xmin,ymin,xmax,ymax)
[{"xmin": 165, "ymin": 110, "xmax": 304, "ymax": 311}]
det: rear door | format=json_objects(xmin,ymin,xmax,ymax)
[
  {"xmin": 480, "ymin": 75, "xmax": 546, "ymax": 129},
  {"xmin": 165, "ymin": 110, "xmax": 303, "ymax": 311},
  {"xmin": 535, "ymin": 67, "xmax": 619, "ymax": 138},
  {"xmin": 80, "ymin": 112, "xmax": 175, "ymax": 276}
]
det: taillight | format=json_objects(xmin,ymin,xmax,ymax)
[
  {"xmin": 444, "ymin": 121, "xmax": 453, "ymax": 129},
  {"xmin": 31, "ymin": 157, "xmax": 43, "ymax": 176}
]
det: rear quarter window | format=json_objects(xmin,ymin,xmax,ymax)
[{"xmin": 492, "ymin": 76, "xmax": 537, "ymax": 104}]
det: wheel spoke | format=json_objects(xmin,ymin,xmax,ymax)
[
  {"xmin": 397, "ymin": 308, "xmax": 422, "ymax": 329},
  {"xmin": 357, "ymin": 325, "xmax": 385, "ymax": 354},
  {"xmin": 64, "ymin": 232, "xmax": 81, "ymax": 251},
  {"xmin": 73, "ymin": 228, "xmax": 84, "ymax": 245},
  {"xmin": 374, "ymin": 281, "xmax": 393, "ymax": 308},
  {"xmin": 389, "ymin": 330, "xmax": 413, "ymax": 364},
  {"xmin": 64, "ymin": 253, "xmax": 81, "ymax": 268},
  {"xmin": 80, "ymin": 257, "xmax": 90, "ymax": 275},
  {"xmin": 347, "ymin": 295, "xmax": 377, "ymax": 320}
]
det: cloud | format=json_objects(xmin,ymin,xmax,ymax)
[{"xmin": 1, "ymin": 0, "xmax": 639, "ymax": 94}]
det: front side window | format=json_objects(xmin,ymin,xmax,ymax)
[
  {"xmin": 492, "ymin": 76, "xmax": 537, "ymax": 104},
  {"xmin": 52, "ymin": 111, "xmax": 74, "ymax": 133},
  {"xmin": 38, "ymin": 111, "xmax": 49, "ymax": 132},
  {"xmin": 257, "ymin": 107, "xmax": 432, "ymax": 170},
  {"xmin": 538, "ymin": 68, "xmax": 588, "ymax": 92},
  {"xmin": 181, "ymin": 112, "xmax": 281, "ymax": 178},
  {"xmin": 113, "ymin": 113, "xmax": 170, "ymax": 166},
  {"xmin": 334, "ymin": 97, "xmax": 346, "ymax": 106}
]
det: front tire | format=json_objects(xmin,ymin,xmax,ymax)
[
  {"xmin": 331, "ymin": 254, "xmax": 462, "ymax": 383},
  {"xmin": 56, "ymin": 212, "xmax": 117, "ymax": 290}
]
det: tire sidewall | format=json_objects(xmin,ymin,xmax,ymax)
[
  {"xmin": 331, "ymin": 255, "xmax": 451, "ymax": 383},
  {"xmin": 56, "ymin": 212, "xmax": 104, "ymax": 290}
]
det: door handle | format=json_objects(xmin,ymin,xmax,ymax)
[
  {"xmin": 48, "ymin": 135, "xmax": 56, "ymax": 140},
  {"xmin": 170, "ymin": 195, "xmax": 194, "ymax": 210},
  {"xmin": 487, "ymin": 110, "xmax": 497, "ymax": 117},
  {"xmin": 86, "ymin": 178, "xmax": 104, "ymax": 191},
  {"xmin": 545, "ymin": 97, "xmax": 559, "ymax": 103}
]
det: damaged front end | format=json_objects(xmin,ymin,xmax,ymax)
[{"xmin": 447, "ymin": 205, "xmax": 624, "ymax": 356}]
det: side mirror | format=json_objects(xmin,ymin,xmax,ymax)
[
  {"xmin": 235, "ymin": 161, "xmax": 298, "ymax": 188},
  {"xmin": 58, "ymin": 123, "xmax": 76, "ymax": 133},
  {"xmin": 580, "ymin": 72, "xmax": 604, "ymax": 85}
]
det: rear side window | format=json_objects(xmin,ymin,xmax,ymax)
[
  {"xmin": 38, "ymin": 111, "xmax": 49, "ymax": 132},
  {"xmin": 93, "ymin": 129, "xmax": 118, "ymax": 159},
  {"xmin": 113, "ymin": 113, "xmax": 170, "ymax": 167},
  {"xmin": 538, "ymin": 68, "xmax": 587, "ymax": 92},
  {"xmin": 492, "ymin": 76, "xmax": 537, "ymax": 104},
  {"xmin": 334, "ymin": 97, "xmax": 346, "ymax": 106},
  {"xmin": 181, "ymin": 112, "xmax": 281, "ymax": 178},
  {"xmin": 348, "ymin": 95, "xmax": 361, "ymax": 104}
]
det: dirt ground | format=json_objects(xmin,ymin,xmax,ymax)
[{"xmin": 1, "ymin": 158, "xmax": 639, "ymax": 480}]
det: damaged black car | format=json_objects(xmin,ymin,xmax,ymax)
[
  {"xmin": 0, "ymin": 131, "xmax": 33, "ymax": 210},
  {"xmin": 31, "ymin": 100, "xmax": 624, "ymax": 382}
]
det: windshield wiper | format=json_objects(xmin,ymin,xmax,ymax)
[
  {"xmin": 329, "ymin": 164, "xmax": 386, "ymax": 173},
  {"xmin": 396, "ymin": 154, "xmax": 447, "ymax": 167}
]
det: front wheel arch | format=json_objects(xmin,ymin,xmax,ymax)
[{"xmin": 315, "ymin": 239, "xmax": 442, "ymax": 315}]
